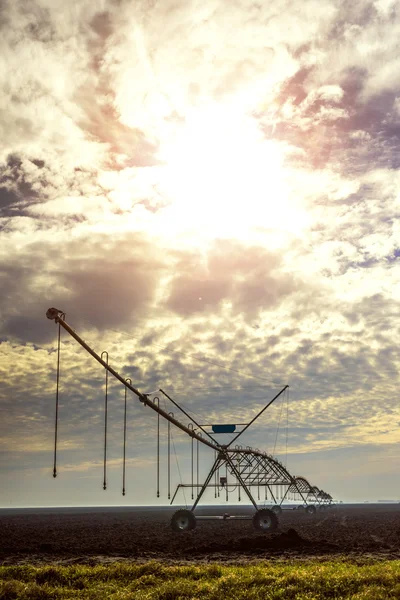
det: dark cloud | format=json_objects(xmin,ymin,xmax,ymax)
[
  {"xmin": 165, "ymin": 240, "xmax": 299, "ymax": 318},
  {"xmin": 0, "ymin": 154, "xmax": 46, "ymax": 217},
  {"xmin": 269, "ymin": 59, "xmax": 400, "ymax": 173},
  {"xmin": 0, "ymin": 186, "xmax": 19, "ymax": 216},
  {"xmin": 276, "ymin": 66, "xmax": 314, "ymax": 107},
  {"xmin": 0, "ymin": 235, "xmax": 164, "ymax": 344},
  {"xmin": 271, "ymin": 92, "xmax": 349, "ymax": 169},
  {"xmin": 90, "ymin": 11, "xmax": 113, "ymax": 40},
  {"xmin": 31, "ymin": 159, "xmax": 45, "ymax": 169},
  {"xmin": 327, "ymin": 2, "xmax": 378, "ymax": 41},
  {"xmin": 387, "ymin": 248, "xmax": 400, "ymax": 262},
  {"xmin": 234, "ymin": 271, "xmax": 297, "ymax": 314},
  {"xmin": 24, "ymin": 5, "xmax": 54, "ymax": 43},
  {"xmin": 346, "ymin": 91, "xmax": 400, "ymax": 171},
  {"xmin": 63, "ymin": 253, "xmax": 158, "ymax": 329},
  {"xmin": 166, "ymin": 276, "xmax": 228, "ymax": 315}
]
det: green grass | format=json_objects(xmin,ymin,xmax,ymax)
[{"xmin": 0, "ymin": 560, "xmax": 399, "ymax": 599}]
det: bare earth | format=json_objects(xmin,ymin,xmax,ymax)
[{"xmin": 0, "ymin": 505, "xmax": 399, "ymax": 565}]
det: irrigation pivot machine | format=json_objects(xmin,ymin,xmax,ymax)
[{"xmin": 46, "ymin": 308, "xmax": 334, "ymax": 532}]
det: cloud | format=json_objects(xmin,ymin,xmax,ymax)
[
  {"xmin": 1, "ymin": 0, "xmax": 400, "ymax": 505},
  {"xmin": 164, "ymin": 239, "xmax": 305, "ymax": 318},
  {"xmin": 0, "ymin": 233, "xmax": 164, "ymax": 344}
]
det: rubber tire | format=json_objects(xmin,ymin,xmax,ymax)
[
  {"xmin": 306, "ymin": 505, "xmax": 316, "ymax": 515},
  {"xmin": 171, "ymin": 509, "xmax": 196, "ymax": 532},
  {"xmin": 252, "ymin": 508, "xmax": 278, "ymax": 532},
  {"xmin": 272, "ymin": 504, "xmax": 282, "ymax": 515}
]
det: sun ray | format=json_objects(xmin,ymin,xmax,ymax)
[{"xmin": 153, "ymin": 105, "xmax": 309, "ymax": 243}]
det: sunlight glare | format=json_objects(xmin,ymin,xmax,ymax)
[{"xmin": 155, "ymin": 106, "xmax": 308, "ymax": 241}]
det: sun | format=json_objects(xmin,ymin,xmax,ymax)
[{"xmin": 154, "ymin": 105, "xmax": 308, "ymax": 243}]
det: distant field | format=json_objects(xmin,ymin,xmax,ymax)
[{"xmin": 1, "ymin": 560, "xmax": 400, "ymax": 599}]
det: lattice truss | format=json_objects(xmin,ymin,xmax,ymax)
[
  {"xmin": 226, "ymin": 450, "xmax": 332, "ymax": 506},
  {"xmin": 170, "ymin": 441, "xmax": 333, "ymax": 512},
  {"xmin": 46, "ymin": 308, "xmax": 335, "ymax": 530}
]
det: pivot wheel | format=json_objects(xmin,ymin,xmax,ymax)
[
  {"xmin": 306, "ymin": 505, "xmax": 316, "ymax": 515},
  {"xmin": 252, "ymin": 508, "xmax": 278, "ymax": 532},
  {"xmin": 272, "ymin": 504, "xmax": 282, "ymax": 515},
  {"xmin": 171, "ymin": 509, "xmax": 196, "ymax": 532}
]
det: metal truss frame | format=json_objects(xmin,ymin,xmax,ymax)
[{"xmin": 46, "ymin": 308, "xmax": 334, "ymax": 522}]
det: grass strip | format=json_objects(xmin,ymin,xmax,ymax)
[{"xmin": 1, "ymin": 560, "xmax": 399, "ymax": 599}]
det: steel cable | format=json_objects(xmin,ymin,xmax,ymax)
[
  {"xmin": 196, "ymin": 438, "xmax": 199, "ymax": 496},
  {"xmin": 156, "ymin": 397, "xmax": 160, "ymax": 498},
  {"xmin": 272, "ymin": 388, "xmax": 285, "ymax": 457},
  {"xmin": 53, "ymin": 320, "xmax": 62, "ymax": 478},
  {"xmin": 191, "ymin": 434, "xmax": 194, "ymax": 500},
  {"xmin": 214, "ymin": 450, "xmax": 217, "ymax": 498},
  {"xmin": 170, "ymin": 428, "xmax": 187, "ymax": 507},
  {"xmin": 122, "ymin": 379, "xmax": 131, "ymax": 496},
  {"xmin": 101, "ymin": 351, "xmax": 109, "ymax": 491},
  {"xmin": 237, "ymin": 457, "xmax": 241, "ymax": 502},
  {"xmin": 285, "ymin": 387, "xmax": 289, "ymax": 468},
  {"xmin": 167, "ymin": 412, "xmax": 174, "ymax": 500},
  {"xmin": 168, "ymin": 418, "xmax": 171, "ymax": 499}
]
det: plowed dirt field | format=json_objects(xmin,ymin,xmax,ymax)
[{"xmin": 1, "ymin": 505, "xmax": 399, "ymax": 565}]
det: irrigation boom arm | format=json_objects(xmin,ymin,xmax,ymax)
[
  {"xmin": 46, "ymin": 308, "xmax": 333, "ymax": 512},
  {"xmin": 46, "ymin": 308, "xmax": 219, "ymax": 452}
]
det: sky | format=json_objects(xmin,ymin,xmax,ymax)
[{"xmin": 0, "ymin": 0, "xmax": 399, "ymax": 508}]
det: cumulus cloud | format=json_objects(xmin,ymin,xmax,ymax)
[
  {"xmin": 165, "ymin": 239, "xmax": 303, "ymax": 317},
  {"xmin": 0, "ymin": 233, "xmax": 165, "ymax": 344},
  {"xmin": 1, "ymin": 0, "xmax": 400, "ymax": 505}
]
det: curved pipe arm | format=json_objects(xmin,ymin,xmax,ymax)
[{"xmin": 46, "ymin": 308, "xmax": 219, "ymax": 452}]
